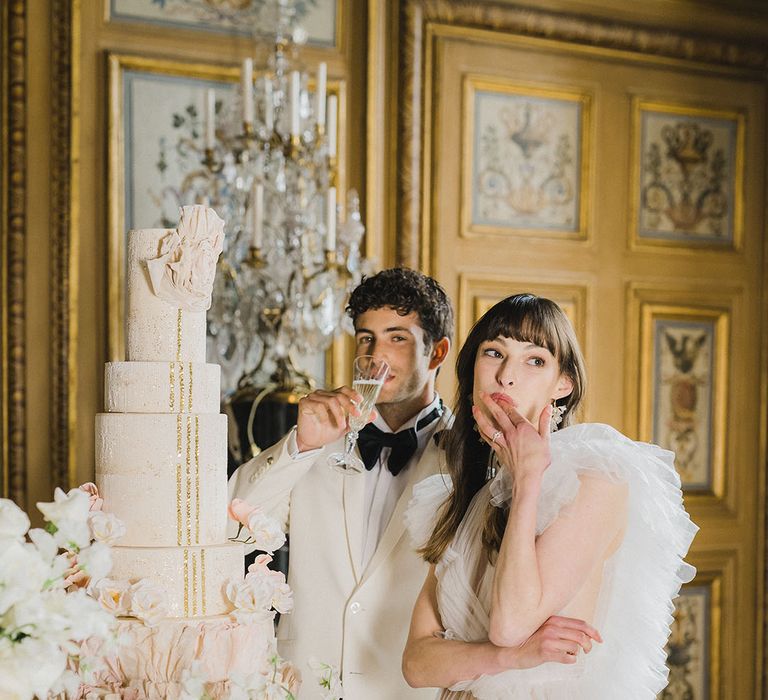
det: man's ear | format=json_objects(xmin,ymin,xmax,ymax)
[
  {"xmin": 554, "ymin": 374, "xmax": 574, "ymax": 400},
  {"xmin": 429, "ymin": 337, "xmax": 450, "ymax": 370}
]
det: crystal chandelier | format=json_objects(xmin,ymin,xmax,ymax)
[{"xmin": 181, "ymin": 0, "xmax": 371, "ymax": 399}]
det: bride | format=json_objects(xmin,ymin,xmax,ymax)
[{"xmin": 402, "ymin": 293, "xmax": 697, "ymax": 698}]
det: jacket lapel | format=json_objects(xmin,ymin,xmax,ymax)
[{"xmin": 358, "ymin": 410, "xmax": 452, "ymax": 586}]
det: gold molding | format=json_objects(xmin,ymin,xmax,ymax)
[
  {"xmin": 399, "ymin": 0, "xmax": 768, "ymax": 270},
  {"xmin": 50, "ymin": 0, "xmax": 80, "ymax": 490},
  {"xmin": 1, "ymin": 0, "xmax": 27, "ymax": 503},
  {"xmin": 628, "ymin": 98, "xmax": 746, "ymax": 254},
  {"xmin": 460, "ymin": 74, "xmax": 592, "ymax": 243}
]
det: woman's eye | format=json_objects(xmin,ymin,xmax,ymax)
[
  {"xmin": 483, "ymin": 348, "xmax": 502, "ymax": 358},
  {"xmin": 528, "ymin": 356, "xmax": 545, "ymax": 366}
]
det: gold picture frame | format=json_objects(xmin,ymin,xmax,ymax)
[
  {"xmin": 626, "ymin": 284, "xmax": 735, "ymax": 511},
  {"xmin": 461, "ymin": 76, "xmax": 592, "ymax": 242},
  {"xmin": 107, "ymin": 53, "xmax": 348, "ymax": 388},
  {"xmin": 664, "ymin": 548, "xmax": 736, "ymax": 700},
  {"xmin": 629, "ymin": 98, "xmax": 745, "ymax": 252}
]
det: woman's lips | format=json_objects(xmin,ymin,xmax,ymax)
[{"xmin": 490, "ymin": 392, "xmax": 516, "ymax": 407}]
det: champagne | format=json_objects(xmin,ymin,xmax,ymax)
[{"xmin": 350, "ymin": 378, "xmax": 384, "ymax": 431}]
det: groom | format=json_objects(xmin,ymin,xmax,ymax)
[{"xmin": 229, "ymin": 268, "xmax": 453, "ymax": 699}]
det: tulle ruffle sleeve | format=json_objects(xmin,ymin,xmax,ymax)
[
  {"xmin": 437, "ymin": 423, "xmax": 698, "ymax": 699},
  {"xmin": 405, "ymin": 473, "xmax": 452, "ymax": 550}
]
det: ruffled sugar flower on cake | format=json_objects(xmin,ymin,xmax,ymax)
[
  {"xmin": 0, "ymin": 493, "xmax": 121, "ymax": 700},
  {"xmin": 228, "ymin": 498, "xmax": 286, "ymax": 554},
  {"xmin": 146, "ymin": 204, "xmax": 225, "ymax": 312},
  {"xmin": 125, "ymin": 579, "xmax": 170, "ymax": 627}
]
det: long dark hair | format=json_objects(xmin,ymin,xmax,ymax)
[{"xmin": 421, "ymin": 294, "xmax": 587, "ymax": 564}]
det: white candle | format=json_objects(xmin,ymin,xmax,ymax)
[
  {"xmin": 241, "ymin": 58, "xmax": 254, "ymax": 124},
  {"xmin": 204, "ymin": 89, "xmax": 216, "ymax": 149},
  {"xmin": 264, "ymin": 79, "xmax": 274, "ymax": 131},
  {"xmin": 326, "ymin": 187, "xmax": 337, "ymax": 251},
  {"xmin": 316, "ymin": 62, "xmax": 327, "ymax": 128},
  {"xmin": 291, "ymin": 71, "xmax": 301, "ymax": 138},
  {"xmin": 251, "ymin": 182, "xmax": 264, "ymax": 249},
  {"xmin": 327, "ymin": 94, "xmax": 337, "ymax": 157}
]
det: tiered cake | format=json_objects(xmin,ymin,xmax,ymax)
[{"xmin": 94, "ymin": 207, "xmax": 275, "ymax": 698}]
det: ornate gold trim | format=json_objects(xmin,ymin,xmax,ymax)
[
  {"xmin": 1, "ymin": 0, "xmax": 27, "ymax": 502},
  {"xmin": 399, "ymin": 0, "xmax": 768, "ymax": 269},
  {"xmin": 50, "ymin": 0, "xmax": 80, "ymax": 490}
]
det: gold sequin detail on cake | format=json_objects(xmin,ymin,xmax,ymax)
[
  {"xmin": 195, "ymin": 414, "xmax": 200, "ymax": 544},
  {"xmin": 191, "ymin": 549, "xmax": 198, "ymax": 616},
  {"xmin": 183, "ymin": 548, "xmax": 190, "ymax": 616},
  {"xmin": 176, "ymin": 413, "xmax": 183, "ymax": 546},
  {"xmin": 176, "ymin": 308, "xmax": 183, "ymax": 363},
  {"xmin": 200, "ymin": 548, "xmax": 207, "ymax": 615},
  {"xmin": 186, "ymin": 414, "xmax": 192, "ymax": 546},
  {"xmin": 169, "ymin": 361, "xmax": 175, "ymax": 412}
]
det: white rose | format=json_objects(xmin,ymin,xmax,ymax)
[
  {"xmin": 59, "ymin": 588, "xmax": 115, "ymax": 640},
  {"xmin": 225, "ymin": 578, "xmax": 275, "ymax": 624},
  {"xmin": 271, "ymin": 581, "xmax": 293, "ymax": 614},
  {"xmin": 0, "ymin": 636, "xmax": 67, "ymax": 700},
  {"xmin": 37, "ymin": 487, "xmax": 90, "ymax": 529},
  {"xmin": 128, "ymin": 579, "xmax": 169, "ymax": 626},
  {"xmin": 77, "ymin": 541, "xmax": 113, "ymax": 583},
  {"xmin": 88, "ymin": 511, "xmax": 126, "ymax": 545},
  {"xmin": 0, "ymin": 498, "xmax": 30, "ymax": 542},
  {"xmin": 245, "ymin": 510, "xmax": 286, "ymax": 554},
  {"xmin": 0, "ymin": 540, "xmax": 49, "ymax": 615},
  {"xmin": 52, "ymin": 516, "xmax": 92, "ymax": 551},
  {"xmin": 28, "ymin": 526, "xmax": 58, "ymax": 562},
  {"xmin": 93, "ymin": 577, "xmax": 131, "ymax": 616}
]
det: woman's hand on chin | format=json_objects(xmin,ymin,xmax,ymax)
[{"xmin": 473, "ymin": 391, "xmax": 552, "ymax": 482}]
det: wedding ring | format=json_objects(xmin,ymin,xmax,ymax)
[{"xmin": 491, "ymin": 430, "xmax": 503, "ymax": 445}]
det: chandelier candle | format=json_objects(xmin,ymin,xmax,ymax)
[
  {"xmin": 241, "ymin": 58, "xmax": 254, "ymax": 125},
  {"xmin": 316, "ymin": 62, "xmax": 327, "ymax": 130}
]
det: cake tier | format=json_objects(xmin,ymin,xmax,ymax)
[
  {"xmin": 80, "ymin": 615, "xmax": 279, "ymax": 699},
  {"xmin": 110, "ymin": 542, "xmax": 244, "ymax": 618},
  {"xmin": 105, "ymin": 361, "xmax": 220, "ymax": 414},
  {"xmin": 96, "ymin": 413, "xmax": 227, "ymax": 546},
  {"xmin": 126, "ymin": 228, "xmax": 206, "ymax": 363}
]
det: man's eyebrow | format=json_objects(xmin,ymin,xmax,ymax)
[{"xmin": 354, "ymin": 326, "xmax": 414, "ymax": 335}]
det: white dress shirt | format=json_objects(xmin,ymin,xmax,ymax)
[{"xmin": 361, "ymin": 394, "xmax": 443, "ymax": 568}]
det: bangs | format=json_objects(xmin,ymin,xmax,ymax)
[{"xmin": 480, "ymin": 295, "xmax": 571, "ymax": 361}]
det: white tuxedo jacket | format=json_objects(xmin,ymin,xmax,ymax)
[{"xmin": 228, "ymin": 411, "xmax": 451, "ymax": 700}]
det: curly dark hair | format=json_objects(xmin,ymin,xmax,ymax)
[{"xmin": 346, "ymin": 267, "xmax": 454, "ymax": 346}]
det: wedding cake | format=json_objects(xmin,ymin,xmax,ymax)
[{"xmin": 92, "ymin": 207, "xmax": 289, "ymax": 698}]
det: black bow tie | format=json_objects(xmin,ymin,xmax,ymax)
[{"xmin": 357, "ymin": 404, "xmax": 443, "ymax": 476}]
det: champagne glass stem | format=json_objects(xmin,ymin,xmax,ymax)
[{"xmin": 344, "ymin": 429, "xmax": 359, "ymax": 461}]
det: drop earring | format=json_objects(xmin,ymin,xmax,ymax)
[
  {"xmin": 485, "ymin": 451, "xmax": 498, "ymax": 480},
  {"xmin": 550, "ymin": 400, "xmax": 566, "ymax": 432}
]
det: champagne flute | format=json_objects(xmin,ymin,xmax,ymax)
[{"xmin": 327, "ymin": 355, "xmax": 390, "ymax": 473}]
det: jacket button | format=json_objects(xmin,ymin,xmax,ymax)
[
  {"xmin": 350, "ymin": 602, "xmax": 361, "ymax": 614},
  {"xmin": 267, "ymin": 456, "xmax": 274, "ymax": 465}
]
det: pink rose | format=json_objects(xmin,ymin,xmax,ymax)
[
  {"xmin": 78, "ymin": 482, "xmax": 103, "ymax": 512},
  {"xmin": 227, "ymin": 498, "xmax": 259, "ymax": 527}
]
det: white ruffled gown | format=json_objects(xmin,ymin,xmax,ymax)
[{"xmin": 406, "ymin": 423, "xmax": 698, "ymax": 700}]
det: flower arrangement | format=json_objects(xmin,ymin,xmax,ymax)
[{"xmin": 0, "ymin": 486, "xmax": 122, "ymax": 700}]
